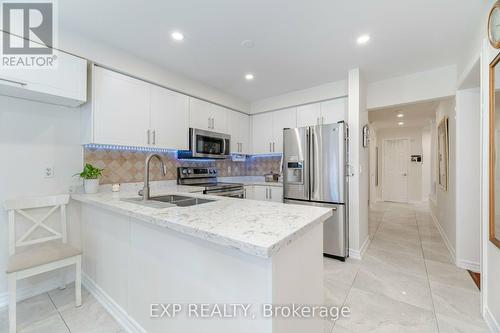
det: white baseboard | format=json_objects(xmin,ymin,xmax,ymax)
[
  {"xmin": 0, "ymin": 276, "xmax": 66, "ymax": 310},
  {"xmin": 429, "ymin": 210, "xmax": 457, "ymax": 263},
  {"xmin": 349, "ymin": 236, "xmax": 371, "ymax": 260},
  {"xmin": 456, "ymin": 259, "xmax": 480, "ymax": 273},
  {"xmin": 485, "ymin": 306, "xmax": 500, "ymax": 333},
  {"xmin": 83, "ymin": 274, "xmax": 146, "ymax": 333}
]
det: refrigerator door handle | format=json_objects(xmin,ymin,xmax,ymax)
[{"xmin": 311, "ymin": 130, "xmax": 315, "ymax": 195}]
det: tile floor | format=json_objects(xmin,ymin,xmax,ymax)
[
  {"xmin": 324, "ymin": 202, "xmax": 489, "ymax": 333},
  {"xmin": 0, "ymin": 202, "xmax": 489, "ymax": 333}
]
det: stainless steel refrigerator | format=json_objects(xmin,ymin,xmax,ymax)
[{"xmin": 283, "ymin": 122, "xmax": 349, "ymax": 260}]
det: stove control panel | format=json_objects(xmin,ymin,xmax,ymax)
[{"xmin": 178, "ymin": 167, "xmax": 218, "ymax": 179}]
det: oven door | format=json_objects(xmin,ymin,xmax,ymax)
[
  {"xmin": 190, "ymin": 128, "xmax": 230, "ymax": 158},
  {"xmin": 204, "ymin": 188, "xmax": 245, "ymax": 198}
]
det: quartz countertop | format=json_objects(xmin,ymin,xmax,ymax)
[
  {"xmin": 219, "ymin": 176, "xmax": 283, "ymax": 187},
  {"xmin": 71, "ymin": 188, "xmax": 331, "ymax": 258}
]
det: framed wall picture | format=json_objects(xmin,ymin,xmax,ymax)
[{"xmin": 437, "ymin": 117, "xmax": 449, "ymax": 191}]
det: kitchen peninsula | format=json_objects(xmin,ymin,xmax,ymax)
[{"xmin": 72, "ymin": 188, "xmax": 331, "ymax": 333}]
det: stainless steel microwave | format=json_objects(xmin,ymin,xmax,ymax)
[{"xmin": 177, "ymin": 128, "xmax": 230, "ymax": 159}]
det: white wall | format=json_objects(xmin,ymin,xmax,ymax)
[
  {"xmin": 455, "ymin": 88, "xmax": 481, "ymax": 272},
  {"xmin": 374, "ymin": 127, "xmax": 425, "ymax": 203},
  {"xmin": 348, "ymin": 68, "xmax": 369, "ymax": 258},
  {"xmin": 481, "ymin": 37, "xmax": 500, "ymax": 331},
  {"xmin": 59, "ymin": 30, "xmax": 250, "ymax": 113},
  {"xmin": 421, "ymin": 128, "xmax": 431, "ymax": 202},
  {"xmin": 0, "ymin": 96, "xmax": 83, "ymax": 302},
  {"xmin": 250, "ymin": 80, "xmax": 347, "ymax": 114},
  {"xmin": 429, "ymin": 99, "xmax": 457, "ymax": 260},
  {"xmin": 367, "ymin": 66, "xmax": 457, "ymax": 110}
]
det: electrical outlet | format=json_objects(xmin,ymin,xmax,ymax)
[{"xmin": 44, "ymin": 167, "xmax": 55, "ymax": 178}]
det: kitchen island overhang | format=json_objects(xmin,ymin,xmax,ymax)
[{"xmin": 72, "ymin": 191, "xmax": 332, "ymax": 333}]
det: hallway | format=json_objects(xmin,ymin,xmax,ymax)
[{"xmin": 324, "ymin": 202, "xmax": 489, "ymax": 333}]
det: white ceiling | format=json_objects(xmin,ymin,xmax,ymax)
[
  {"xmin": 59, "ymin": 0, "xmax": 483, "ymax": 102},
  {"xmin": 368, "ymin": 100, "xmax": 446, "ymax": 129}
]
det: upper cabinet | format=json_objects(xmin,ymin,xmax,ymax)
[
  {"xmin": 0, "ymin": 44, "xmax": 87, "ymax": 107},
  {"xmin": 320, "ymin": 98, "xmax": 347, "ymax": 125},
  {"xmin": 251, "ymin": 107, "xmax": 296, "ymax": 154},
  {"xmin": 296, "ymin": 98, "xmax": 348, "ymax": 127},
  {"xmin": 91, "ymin": 66, "xmax": 150, "ymax": 147},
  {"xmin": 83, "ymin": 65, "xmax": 189, "ymax": 150},
  {"xmin": 189, "ymin": 97, "xmax": 228, "ymax": 133},
  {"xmin": 228, "ymin": 111, "xmax": 250, "ymax": 154},
  {"xmin": 150, "ymin": 85, "xmax": 189, "ymax": 150}
]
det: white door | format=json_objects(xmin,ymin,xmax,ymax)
[
  {"xmin": 93, "ymin": 67, "xmax": 149, "ymax": 147},
  {"xmin": 189, "ymin": 97, "xmax": 212, "ymax": 131},
  {"xmin": 269, "ymin": 186, "xmax": 283, "ymax": 202},
  {"xmin": 252, "ymin": 186, "xmax": 269, "ymax": 201},
  {"xmin": 382, "ymin": 139, "xmax": 409, "ymax": 202},
  {"xmin": 297, "ymin": 103, "xmax": 321, "ymax": 127},
  {"xmin": 149, "ymin": 85, "xmax": 189, "ymax": 150},
  {"xmin": 251, "ymin": 112, "xmax": 274, "ymax": 154},
  {"xmin": 321, "ymin": 98, "xmax": 347, "ymax": 125},
  {"xmin": 272, "ymin": 107, "xmax": 297, "ymax": 153}
]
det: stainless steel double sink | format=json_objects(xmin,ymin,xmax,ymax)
[{"xmin": 122, "ymin": 194, "xmax": 215, "ymax": 209}]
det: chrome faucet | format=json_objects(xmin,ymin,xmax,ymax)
[{"xmin": 139, "ymin": 153, "xmax": 167, "ymax": 200}]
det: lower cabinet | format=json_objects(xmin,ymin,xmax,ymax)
[{"xmin": 244, "ymin": 185, "xmax": 283, "ymax": 202}]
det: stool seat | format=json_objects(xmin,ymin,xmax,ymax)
[{"xmin": 7, "ymin": 241, "xmax": 82, "ymax": 273}]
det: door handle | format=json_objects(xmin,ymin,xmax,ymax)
[
  {"xmin": 147, "ymin": 129, "xmax": 150, "ymax": 144},
  {"xmin": 269, "ymin": 142, "xmax": 272, "ymax": 152},
  {"xmin": 311, "ymin": 131, "xmax": 315, "ymax": 194},
  {"xmin": 269, "ymin": 187, "xmax": 272, "ymax": 199},
  {"xmin": 273, "ymin": 142, "xmax": 275, "ymax": 152},
  {"xmin": 152, "ymin": 130, "xmax": 156, "ymax": 145},
  {"xmin": 212, "ymin": 118, "xmax": 215, "ymax": 129}
]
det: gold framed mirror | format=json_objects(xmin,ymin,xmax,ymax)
[{"xmin": 489, "ymin": 52, "xmax": 500, "ymax": 249}]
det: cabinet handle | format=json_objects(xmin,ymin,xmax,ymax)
[
  {"xmin": 269, "ymin": 142, "xmax": 272, "ymax": 152},
  {"xmin": 211, "ymin": 118, "xmax": 215, "ymax": 129},
  {"xmin": 152, "ymin": 130, "xmax": 156, "ymax": 145},
  {"xmin": 0, "ymin": 77, "xmax": 27, "ymax": 86},
  {"xmin": 265, "ymin": 187, "xmax": 269, "ymax": 199},
  {"xmin": 244, "ymin": 188, "xmax": 247, "ymax": 198},
  {"xmin": 269, "ymin": 187, "xmax": 272, "ymax": 199},
  {"xmin": 147, "ymin": 129, "xmax": 150, "ymax": 144},
  {"xmin": 273, "ymin": 142, "xmax": 275, "ymax": 152}
]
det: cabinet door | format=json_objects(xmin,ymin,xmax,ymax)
[
  {"xmin": 189, "ymin": 98, "xmax": 211, "ymax": 131},
  {"xmin": 297, "ymin": 103, "xmax": 321, "ymax": 127},
  {"xmin": 321, "ymin": 98, "xmax": 347, "ymax": 125},
  {"xmin": 228, "ymin": 110, "xmax": 250, "ymax": 153},
  {"xmin": 252, "ymin": 186, "xmax": 269, "ymax": 201},
  {"xmin": 150, "ymin": 85, "xmax": 189, "ymax": 150},
  {"xmin": 211, "ymin": 104, "xmax": 228, "ymax": 133},
  {"xmin": 272, "ymin": 107, "xmax": 297, "ymax": 153},
  {"xmin": 244, "ymin": 186, "xmax": 254, "ymax": 199},
  {"xmin": 93, "ymin": 67, "xmax": 149, "ymax": 146},
  {"xmin": 269, "ymin": 186, "xmax": 283, "ymax": 203},
  {"xmin": 251, "ymin": 112, "xmax": 274, "ymax": 154}
]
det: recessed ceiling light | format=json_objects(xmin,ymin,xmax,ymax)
[
  {"xmin": 356, "ymin": 34, "xmax": 370, "ymax": 45},
  {"xmin": 241, "ymin": 40, "xmax": 255, "ymax": 48},
  {"xmin": 397, "ymin": 113, "xmax": 404, "ymax": 118},
  {"xmin": 398, "ymin": 122, "xmax": 404, "ymax": 126},
  {"xmin": 245, "ymin": 73, "xmax": 254, "ymax": 81},
  {"xmin": 171, "ymin": 31, "xmax": 184, "ymax": 41}
]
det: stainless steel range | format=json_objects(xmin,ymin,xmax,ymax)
[{"xmin": 177, "ymin": 167, "xmax": 245, "ymax": 198}]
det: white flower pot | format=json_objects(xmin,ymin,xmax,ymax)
[{"xmin": 83, "ymin": 179, "xmax": 99, "ymax": 194}]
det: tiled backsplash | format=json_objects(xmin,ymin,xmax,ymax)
[{"xmin": 84, "ymin": 148, "xmax": 282, "ymax": 184}]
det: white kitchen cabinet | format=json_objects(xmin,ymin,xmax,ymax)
[
  {"xmin": 269, "ymin": 186, "xmax": 283, "ymax": 203},
  {"xmin": 297, "ymin": 103, "xmax": 321, "ymax": 127},
  {"xmin": 0, "ymin": 41, "xmax": 87, "ymax": 107},
  {"xmin": 149, "ymin": 85, "xmax": 189, "ymax": 150},
  {"xmin": 251, "ymin": 108, "xmax": 296, "ymax": 154},
  {"xmin": 251, "ymin": 112, "xmax": 274, "ymax": 154},
  {"xmin": 272, "ymin": 107, "xmax": 297, "ymax": 153},
  {"xmin": 229, "ymin": 110, "xmax": 250, "ymax": 154},
  {"xmin": 189, "ymin": 97, "xmax": 228, "ymax": 133},
  {"xmin": 92, "ymin": 66, "xmax": 150, "ymax": 147},
  {"xmin": 245, "ymin": 185, "xmax": 283, "ymax": 202},
  {"xmin": 321, "ymin": 98, "xmax": 347, "ymax": 125}
]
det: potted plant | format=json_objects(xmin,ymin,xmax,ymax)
[{"xmin": 76, "ymin": 163, "xmax": 104, "ymax": 194}]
